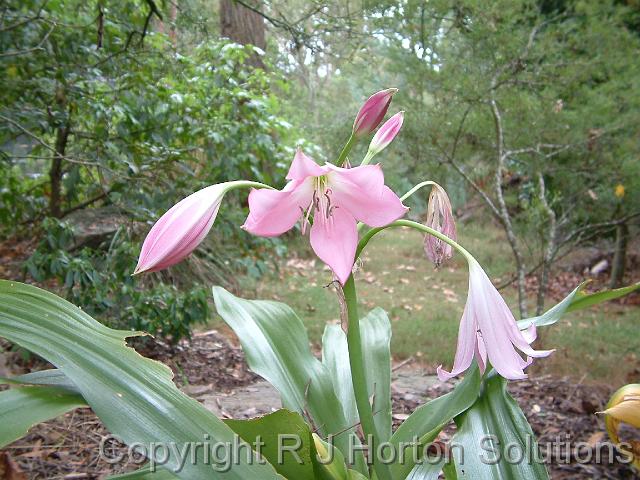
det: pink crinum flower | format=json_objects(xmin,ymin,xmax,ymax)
[
  {"xmin": 243, "ymin": 150, "xmax": 408, "ymax": 285},
  {"xmin": 437, "ymin": 260, "xmax": 554, "ymax": 381}
]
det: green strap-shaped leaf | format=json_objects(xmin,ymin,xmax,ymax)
[
  {"xmin": 322, "ymin": 324, "xmax": 358, "ymax": 428},
  {"xmin": 517, "ymin": 284, "xmax": 583, "ymax": 329},
  {"xmin": 360, "ymin": 308, "xmax": 392, "ymax": 442},
  {"xmin": 347, "ymin": 470, "xmax": 368, "ymax": 480},
  {"xmin": 0, "ymin": 368, "xmax": 81, "ymax": 394},
  {"xmin": 388, "ymin": 365, "xmax": 481, "ymax": 479},
  {"xmin": 442, "ymin": 460, "xmax": 457, "ymax": 479},
  {"xmin": 322, "ymin": 308, "xmax": 392, "ymax": 443},
  {"xmin": 518, "ymin": 281, "xmax": 640, "ymax": 329},
  {"xmin": 565, "ymin": 281, "xmax": 640, "ymax": 313},
  {"xmin": 224, "ymin": 409, "xmax": 317, "ymax": 480},
  {"xmin": 212, "ymin": 286, "xmax": 367, "ymax": 475},
  {"xmin": 406, "ymin": 457, "xmax": 446, "ymax": 480},
  {"xmin": 0, "ymin": 280, "xmax": 282, "ymax": 480},
  {"xmin": 313, "ymin": 432, "xmax": 350, "ymax": 480},
  {"xmin": 0, "ymin": 385, "xmax": 85, "ymax": 447},
  {"xmin": 451, "ymin": 372, "xmax": 549, "ymax": 479}
]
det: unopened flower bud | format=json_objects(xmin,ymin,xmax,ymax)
[
  {"xmin": 365, "ymin": 111, "xmax": 404, "ymax": 160},
  {"xmin": 352, "ymin": 88, "xmax": 398, "ymax": 138}
]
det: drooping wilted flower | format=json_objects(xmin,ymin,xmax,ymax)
[
  {"xmin": 243, "ymin": 150, "xmax": 408, "ymax": 285},
  {"xmin": 424, "ymin": 184, "xmax": 457, "ymax": 268},
  {"xmin": 437, "ymin": 259, "xmax": 554, "ymax": 381},
  {"xmin": 352, "ymin": 88, "xmax": 398, "ymax": 138}
]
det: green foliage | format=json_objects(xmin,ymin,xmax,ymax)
[
  {"xmin": 0, "ymin": 280, "xmax": 282, "ymax": 479},
  {"xmin": 0, "ymin": 269, "xmax": 637, "ymax": 478},
  {"xmin": 23, "ymin": 218, "xmax": 209, "ymax": 341},
  {"xmin": 322, "ymin": 309, "xmax": 393, "ymax": 444},
  {"xmin": 1, "ymin": 0, "xmax": 305, "ymax": 340},
  {"xmin": 225, "ymin": 409, "xmax": 320, "ymax": 480},
  {"xmin": 0, "ymin": 385, "xmax": 85, "ymax": 447},
  {"xmin": 451, "ymin": 372, "xmax": 549, "ymax": 479},
  {"xmin": 212, "ymin": 285, "xmax": 369, "ymax": 475},
  {"xmin": 388, "ymin": 365, "xmax": 481, "ymax": 479}
]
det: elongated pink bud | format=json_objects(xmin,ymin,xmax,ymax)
[
  {"xmin": 424, "ymin": 184, "xmax": 457, "ymax": 268},
  {"xmin": 352, "ymin": 88, "xmax": 398, "ymax": 137},
  {"xmin": 367, "ymin": 111, "xmax": 404, "ymax": 156},
  {"xmin": 134, "ymin": 185, "xmax": 226, "ymax": 274},
  {"xmin": 133, "ymin": 181, "xmax": 259, "ymax": 274}
]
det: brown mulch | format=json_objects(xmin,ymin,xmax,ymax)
[{"xmin": 132, "ymin": 329, "xmax": 259, "ymax": 391}]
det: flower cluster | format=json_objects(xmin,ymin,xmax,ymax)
[{"xmin": 135, "ymin": 88, "xmax": 552, "ymax": 381}]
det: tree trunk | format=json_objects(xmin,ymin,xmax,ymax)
[
  {"xmin": 536, "ymin": 172, "xmax": 557, "ymax": 315},
  {"xmin": 220, "ymin": 0, "xmax": 266, "ymax": 67},
  {"xmin": 609, "ymin": 222, "xmax": 629, "ymax": 288},
  {"xmin": 489, "ymin": 96, "xmax": 529, "ymax": 318},
  {"xmin": 156, "ymin": 0, "xmax": 178, "ymax": 43},
  {"xmin": 49, "ymin": 121, "xmax": 70, "ymax": 218}
]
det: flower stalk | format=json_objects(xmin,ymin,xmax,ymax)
[
  {"xmin": 342, "ymin": 275, "xmax": 393, "ymax": 480},
  {"xmin": 337, "ymin": 133, "xmax": 356, "ymax": 166}
]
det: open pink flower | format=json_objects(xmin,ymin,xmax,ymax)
[
  {"xmin": 437, "ymin": 260, "xmax": 553, "ymax": 381},
  {"xmin": 242, "ymin": 150, "xmax": 408, "ymax": 284}
]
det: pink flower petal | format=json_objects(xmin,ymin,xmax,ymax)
[
  {"xmin": 470, "ymin": 263, "xmax": 552, "ymax": 380},
  {"xmin": 437, "ymin": 301, "xmax": 477, "ymax": 381},
  {"xmin": 309, "ymin": 206, "xmax": 358, "ymax": 285},
  {"xmin": 242, "ymin": 179, "xmax": 314, "ymax": 237},
  {"xmin": 286, "ymin": 149, "xmax": 326, "ymax": 181},
  {"xmin": 135, "ymin": 184, "xmax": 225, "ymax": 273},
  {"xmin": 327, "ymin": 164, "xmax": 408, "ymax": 227},
  {"xmin": 470, "ymin": 273, "xmax": 531, "ymax": 380},
  {"xmin": 521, "ymin": 324, "xmax": 538, "ymax": 344},
  {"xmin": 474, "ymin": 331, "xmax": 488, "ymax": 373}
]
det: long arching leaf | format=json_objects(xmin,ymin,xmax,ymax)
[
  {"xmin": 212, "ymin": 286, "xmax": 368, "ymax": 475},
  {"xmin": 0, "ymin": 280, "xmax": 283, "ymax": 480},
  {"xmin": 388, "ymin": 365, "xmax": 481, "ymax": 479},
  {"xmin": 0, "ymin": 385, "xmax": 85, "ymax": 447},
  {"xmin": 451, "ymin": 372, "xmax": 549, "ymax": 479},
  {"xmin": 322, "ymin": 308, "xmax": 392, "ymax": 442}
]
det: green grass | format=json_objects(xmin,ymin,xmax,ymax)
[{"xmin": 217, "ymin": 221, "xmax": 639, "ymax": 384}]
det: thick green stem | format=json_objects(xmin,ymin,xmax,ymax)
[
  {"xmin": 357, "ymin": 219, "xmax": 474, "ymax": 263},
  {"xmin": 343, "ymin": 276, "xmax": 393, "ymax": 480},
  {"xmin": 337, "ymin": 134, "xmax": 357, "ymax": 165}
]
